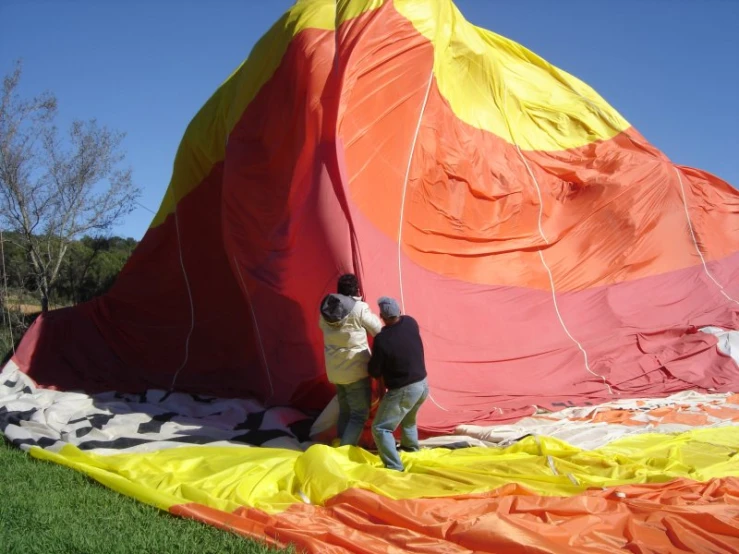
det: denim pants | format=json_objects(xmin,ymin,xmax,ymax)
[
  {"xmin": 372, "ymin": 378, "xmax": 429, "ymax": 471},
  {"xmin": 335, "ymin": 377, "xmax": 371, "ymax": 446}
]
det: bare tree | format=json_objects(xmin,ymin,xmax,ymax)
[{"xmin": 0, "ymin": 61, "xmax": 140, "ymax": 312}]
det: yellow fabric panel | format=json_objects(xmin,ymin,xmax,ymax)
[
  {"xmin": 337, "ymin": 0, "xmax": 387, "ymax": 22},
  {"xmin": 29, "ymin": 427, "xmax": 739, "ymax": 515},
  {"xmin": 150, "ymin": 0, "xmax": 386, "ymax": 229},
  {"xmin": 150, "ymin": 0, "xmax": 631, "ymax": 229},
  {"xmin": 394, "ymin": 0, "xmax": 631, "ymax": 151},
  {"xmin": 150, "ymin": 1, "xmax": 334, "ymax": 228}
]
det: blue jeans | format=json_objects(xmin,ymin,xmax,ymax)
[
  {"xmin": 372, "ymin": 378, "xmax": 429, "ymax": 471},
  {"xmin": 335, "ymin": 377, "xmax": 371, "ymax": 446}
]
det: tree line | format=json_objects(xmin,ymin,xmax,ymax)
[
  {"xmin": 0, "ymin": 233, "xmax": 137, "ymax": 357},
  {"xmin": 1, "ymin": 232, "xmax": 137, "ymax": 307}
]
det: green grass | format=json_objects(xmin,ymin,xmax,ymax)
[{"xmin": 0, "ymin": 439, "xmax": 294, "ymax": 554}]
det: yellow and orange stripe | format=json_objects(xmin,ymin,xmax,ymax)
[{"xmin": 30, "ymin": 425, "xmax": 739, "ymax": 552}]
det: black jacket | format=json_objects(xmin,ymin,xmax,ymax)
[{"xmin": 368, "ymin": 316, "xmax": 427, "ymax": 389}]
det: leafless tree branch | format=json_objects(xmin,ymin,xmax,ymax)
[{"xmin": 0, "ymin": 60, "xmax": 140, "ymax": 311}]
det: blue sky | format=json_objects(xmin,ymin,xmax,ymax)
[{"xmin": 1, "ymin": 0, "xmax": 737, "ymax": 240}]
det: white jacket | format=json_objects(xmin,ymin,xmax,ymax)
[{"xmin": 319, "ymin": 294, "xmax": 382, "ymax": 385}]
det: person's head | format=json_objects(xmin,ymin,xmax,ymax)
[
  {"xmin": 377, "ymin": 296, "xmax": 401, "ymax": 325},
  {"xmin": 337, "ymin": 273, "xmax": 359, "ymax": 297}
]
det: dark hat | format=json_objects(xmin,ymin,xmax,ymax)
[{"xmin": 378, "ymin": 296, "xmax": 401, "ymax": 318}]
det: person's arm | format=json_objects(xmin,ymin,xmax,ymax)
[
  {"xmin": 368, "ymin": 337, "xmax": 384, "ymax": 379},
  {"xmin": 359, "ymin": 304, "xmax": 382, "ymax": 337}
]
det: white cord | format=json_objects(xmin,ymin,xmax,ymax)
[
  {"xmin": 397, "ymin": 70, "xmax": 435, "ymax": 313},
  {"xmin": 169, "ymin": 208, "xmax": 195, "ymax": 390},
  {"xmin": 674, "ymin": 166, "xmax": 738, "ymax": 305},
  {"xmin": 503, "ymin": 88, "xmax": 613, "ymax": 395},
  {"xmin": 395, "ymin": 63, "xmax": 449, "ymax": 413}
]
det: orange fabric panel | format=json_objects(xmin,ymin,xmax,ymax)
[
  {"xmin": 169, "ymin": 503, "xmax": 284, "ymax": 549},
  {"xmin": 646, "ymin": 408, "xmax": 710, "ymax": 426},
  {"xmin": 172, "ymin": 477, "xmax": 739, "ymax": 553},
  {"xmin": 333, "ymin": 3, "xmax": 739, "ymax": 292},
  {"xmin": 703, "ymin": 406, "xmax": 739, "ymax": 421},
  {"xmin": 349, "ymin": 75, "xmax": 739, "ymax": 291},
  {"xmin": 554, "ymin": 397, "xmax": 739, "ymax": 429},
  {"xmin": 586, "ymin": 410, "xmax": 643, "ymax": 426}
]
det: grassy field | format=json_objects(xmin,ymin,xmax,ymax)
[
  {"xmin": 1, "ymin": 302, "xmax": 293, "ymax": 554},
  {"xmin": 0, "ymin": 439, "xmax": 293, "ymax": 554}
]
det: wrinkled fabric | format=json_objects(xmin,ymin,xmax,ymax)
[
  {"xmin": 7, "ymin": 0, "xmax": 739, "ymax": 434},
  {"xmin": 3, "ymin": 1, "xmax": 739, "ymax": 551},
  {"xmin": 172, "ymin": 479, "xmax": 739, "ymax": 554},
  {"xmin": 5, "ymin": 360, "xmax": 739, "ymax": 552},
  {"xmin": 27, "ymin": 426, "xmax": 739, "ymax": 514}
]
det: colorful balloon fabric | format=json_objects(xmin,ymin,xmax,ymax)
[{"xmin": 3, "ymin": 1, "xmax": 739, "ymax": 552}]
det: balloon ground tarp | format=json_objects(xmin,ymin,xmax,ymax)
[{"xmin": 3, "ymin": 0, "xmax": 739, "ymax": 552}]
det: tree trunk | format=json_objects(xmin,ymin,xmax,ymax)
[{"xmin": 40, "ymin": 275, "xmax": 50, "ymax": 313}]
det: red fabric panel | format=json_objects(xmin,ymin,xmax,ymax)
[{"xmin": 351, "ymin": 190, "xmax": 739, "ymax": 432}]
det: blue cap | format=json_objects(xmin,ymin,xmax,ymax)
[{"xmin": 378, "ymin": 296, "xmax": 401, "ymax": 318}]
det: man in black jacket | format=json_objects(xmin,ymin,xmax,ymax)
[{"xmin": 368, "ymin": 297, "xmax": 429, "ymax": 471}]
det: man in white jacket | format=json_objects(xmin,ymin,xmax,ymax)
[{"xmin": 319, "ymin": 274, "xmax": 382, "ymax": 446}]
